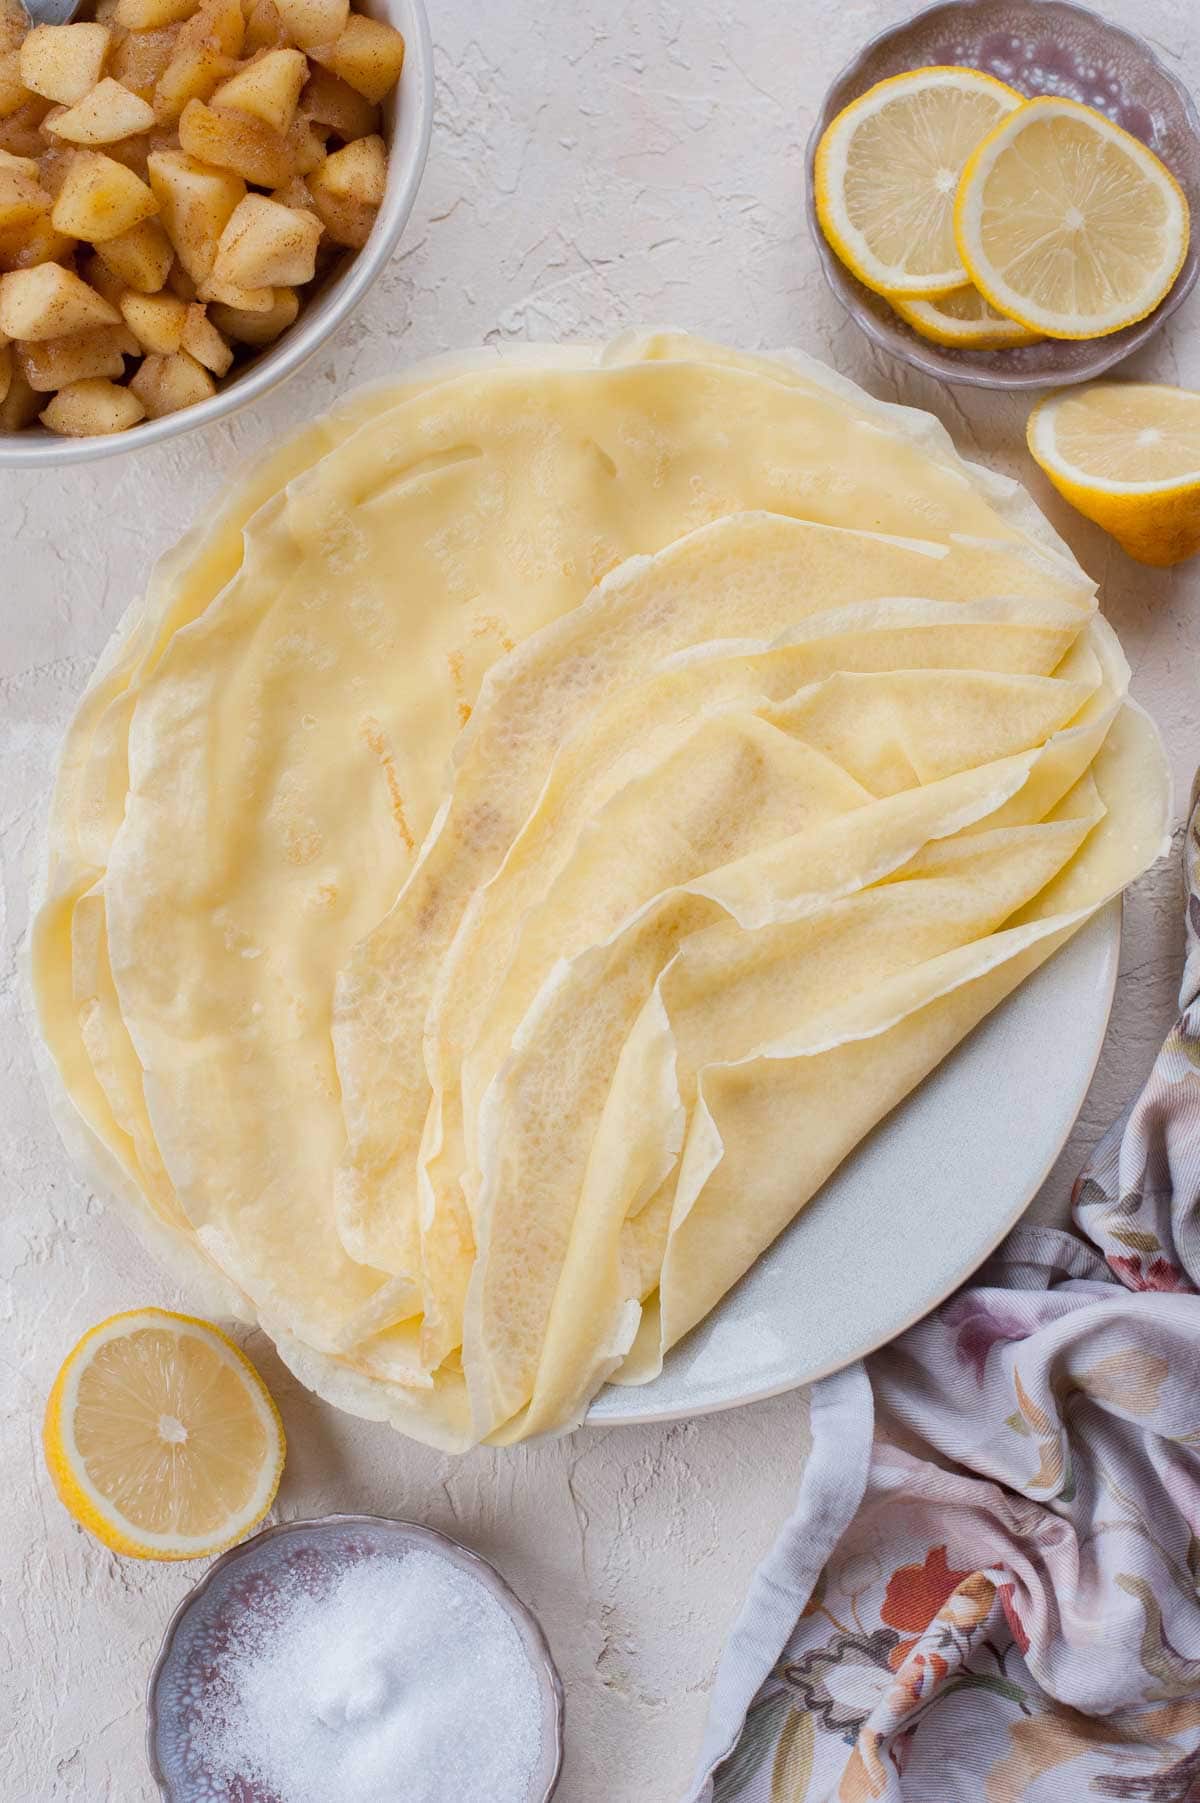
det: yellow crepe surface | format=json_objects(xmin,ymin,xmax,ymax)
[{"xmin": 30, "ymin": 333, "xmax": 1165, "ymax": 1451}]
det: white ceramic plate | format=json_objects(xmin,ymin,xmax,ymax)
[{"xmin": 587, "ymin": 901, "xmax": 1119, "ymax": 1424}]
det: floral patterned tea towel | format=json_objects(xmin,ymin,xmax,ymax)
[{"xmin": 686, "ymin": 791, "xmax": 1200, "ymax": 1802}]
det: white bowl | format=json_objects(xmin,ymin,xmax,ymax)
[{"xmin": 0, "ymin": 0, "xmax": 433, "ymax": 468}]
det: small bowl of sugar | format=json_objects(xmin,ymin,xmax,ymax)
[{"xmin": 146, "ymin": 1513, "xmax": 564, "ymax": 1803}]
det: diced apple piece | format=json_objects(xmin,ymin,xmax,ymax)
[
  {"xmin": 79, "ymin": 243, "xmax": 126, "ymax": 303},
  {"xmin": 180, "ymin": 0, "xmax": 244, "ymax": 56},
  {"xmin": 118, "ymin": 283, "xmax": 187, "ymax": 350},
  {"xmin": 94, "ymin": 213, "xmax": 172, "ymax": 289},
  {"xmin": 309, "ymin": 14, "xmax": 401, "ymax": 104},
  {"xmin": 0, "ymin": 145, "xmax": 37, "ymax": 175},
  {"xmin": 243, "ymin": 0, "xmax": 286, "ymax": 54},
  {"xmin": 207, "ymin": 279, "xmax": 293, "ymax": 341},
  {"xmin": 0, "ymin": 362, "xmax": 37, "ymax": 424},
  {"xmin": 197, "ymin": 266, "xmax": 270, "ymax": 307},
  {"xmin": 297, "ymin": 61, "xmax": 373, "ymax": 139},
  {"xmin": 0, "ymin": 101, "xmax": 49, "ymax": 157},
  {"xmin": 46, "ymin": 77, "xmax": 156, "ymax": 144},
  {"xmin": 165, "ymin": 255, "xmax": 196, "ymax": 297},
  {"xmin": 36, "ymin": 142, "xmax": 76, "ymax": 194},
  {"xmin": 307, "ymin": 154, "xmax": 371, "ymax": 246},
  {"xmin": 0, "ymin": 47, "xmax": 30, "ymax": 118},
  {"xmin": 177, "ymin": 95, "xmax": 290, "ymax": 185},
  {"xmin": 51, "ymin": 150, "xmax": 157, "ymax": 240},
  {"xmin": 211, "ymin": 189, "xmax": 317, "ymax": 286},
  {"xmin": 109, "ymin": 23, "xmax": 180, "ymax": 98},
  {"xmin": 179, "ymin": 296, "xmax": 229, "ymax": 370},
  {"xmin": 0, "ymin": 208, "xmax": 71, "ymax": 269},
  {"xmin": 0, "ymin": 261, "xmax": 120, "ymax": 337},
  {"xmin": 316, "ymin": 129, "xmax": 383, "ymax": 203},
  {"xmin": 129, "ymin": 342, "xmax": 214, "ymax": 413},
  {"xmin": 153, "ymin": 40, "xmax": 236, "ymax": 122},
  {"xmin": 147, "ymin": 145, "xmax": 241, "ymax": 280},
  {"xmin": 15, "ymin": 320, "xmax": 135, "ymax": 388},
  {"xmin": 0, "ymin": 160, "xmax": 49, "ymax": 228},
  {"xmin": 21, "ymin": 25, "xmax": 111, "ymax": 106},
  {"xmin": 115, "ymin": 0, "xmax": 198, "ymax": 31},
  {"xmin": 41, "ymin": 374, "xmax": 145, "ymax": 434},
  {"xmin": 93, "ymin": 0, "xmax": 120, "ymax": 20},
  {"xmin": 273, "ymin": 0, "xmax": 344, "ymax": 50},
  {"xmin": 211, "ymin": 45, "xmax": 305, "ymax": 132},
  {"xmin": 0, "ymin": 0, "xmax": 28, "ymax": 57},
  {"xmin": 285, "ymin": 113, "xmax": 324, "ymax": 174}
]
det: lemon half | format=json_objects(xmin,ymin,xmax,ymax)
[
  {"xmin": 815, "ymin": 66, "xmax": 1022, "ymax": 298},
  {"xmin": 1028, "ymin": 382, "xmax": 1200, "ymax": 566},
  {"xmin": 956, "ymin": 97, "xmax": 1190, "ymax": 340},
  {"xmin": 44, "ymin": 1308, "xmax": 285, "ymax": 1560}
]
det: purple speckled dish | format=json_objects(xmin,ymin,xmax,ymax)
[
  {"xmin": 805, "ymin": 0, "xmax": 1200, "ymax": 388},
  {"xmin": 145, "ymin": 1514, "xmax": 565, "ymax": 1803}
]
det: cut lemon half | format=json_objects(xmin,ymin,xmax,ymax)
[
  {"xmin": 814, "ymin": 66, "xmax": 1022, "ymax": 297},
  {"xmin": 956, "ymin": 97, "xmax": 1190, "ymax": 339},
  {"xmin": 890, "ymin": 283, "xmax": 1041, "ymax": 348},
  {"xmin": 43, "ymin": 1308, "xmax": 285, "ymax": 1560},
  {"xmin": 1028, "ymin": 382, "xmax": 1200, "ymax": 566}
]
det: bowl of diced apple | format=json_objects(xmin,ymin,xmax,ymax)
[{"xmin": 0, "ymin": 0, "xmax": 430, "ymax": 462}]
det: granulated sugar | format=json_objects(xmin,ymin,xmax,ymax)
[{"xmin": 188, "ymin": 1546, "xmax": 545, "ymax": 1802}]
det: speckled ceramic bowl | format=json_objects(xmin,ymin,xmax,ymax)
[
  {"xmin": 805, "ymin": 0, "xmax": 1200, "ymax": 388},
  {"xmin": 145, "ymin": 1514, "xmax": 565, "ymax": 1802}
]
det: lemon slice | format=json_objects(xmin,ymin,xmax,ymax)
[
  {"xmin": 1028, "ymin": 382, "xmax": 1200, "ymax": 566},
  {"xmin": 43, "ymin": 1308, "xmax": 285, "ymax": 1560},
  {"xmin": 891, "ymin": 284, "xmax": 1041, "ymax": 348},
  {"xmin": 814, "ymin": 66, "xmax": 1022, "ymax": 297},
  {"xmin": 956, "ymin": 98, "xmax": 1190, "ymax": 339}
]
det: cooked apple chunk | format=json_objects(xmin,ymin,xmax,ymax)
[
  {"xmin": 177, "ymin": 96, "xmax": 292, "ymax": 185},
  {"xmin": 196, "ymin": 266, "xmax": 271, "ymax": 307},
  {"xmin": 307, "ymin": 152, "xmax": 373, "ymax": 246},
  {"xmin": 15, "ymin": 319, "xmax": 135, "ymax": 388},
  {"xmin": 129, "ymin": 342, "xmax": 214, "ymax": 413},
  {"xmin": 108, "ymin": 23, "xmax": 180, "ymax": 99},
  {"xmin": 211, "ymin": 45, "xmax": 306, "ymax": 133},
  {"xmin": 0, "ymin": 209, "xmax": 71, "ymax": 269},
  {"xmin": 147, "ymin": 145, "xmax": 242, "ymax": 279},
  {"xmin": 118, "ymin": 283, "xmax": 187, "ymax": 349},
  {"xmin": 0, "ymin": 46, "xmax": 29, "ymax": 116},
  {"xmin": 274, "ymin": 0, "xmax": 345, "ymax": 50},
  {"xmin": 46, "ymin": 77, "xmax": 156, "ymax": 143},
  {"xmin": 243, "ymin": 0, "xmax": 287, "ymax": 54},
  {"xmin": 152, "ymin": 40, "xmax": 237, "ymax": 123},
  {"xmin": 41, "ymin": 373, "xmax": 145, "ymax": 433},
  {"xmin": 0, "ymin": 260, "xmax": 121, "ymax": 337},
  {"xmin": 308, "ymin": 13, "xmax": 402, "ymax": 104},
  {"xmin": 0, "ymin": 361, "xmax": 37, "ymax": 422},
  {"xmin": 207, "ymin": 279, "xmax": 294, "ymax": 341},
  {"xmin": 51, "ymin": 150, "xmax": 158, "ymax": 240},
  {"xmin": 179, "ymin": 296, "xmax": 229, "ymax": 369},
  {"xmin": 20, "ymin": 23, "xmax": 110, "ymax": 106},
  {"xmin": 211, "ymin": 190, "xmax": 318, "ymax": 285},
  {"xmin": 297, "ymin": 61, "xmax": 374, "ymax": 138},
  {"xmin": 0, "ymin": 0, "xmax": 28, "ymax": 57},
  {"xmin": 94, "ymin": 213, "xmax": 172, "ymax": 288},
  {"xmin": 115, "ymin": 0, "xmax": 200, "ymax": 31},
  {"xmin": 315, "ymin": 128, "xmax": 383, "ymax": 202},
  {"xmin": 0, "ymin": 157, "xmax": 47, "ymax": 227},
  {"xmin": 180, "ymin": 0, "xmax": 243, "ymax": 58}
]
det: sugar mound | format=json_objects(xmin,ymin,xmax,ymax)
[{"xmin": 187, "ymin": 1546, "xmax": 546, "ymax": 1802}]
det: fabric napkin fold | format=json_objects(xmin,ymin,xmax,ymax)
[{"xmin": 685, "ymin": 788, "xmax": 1200, "ymax": 1802}]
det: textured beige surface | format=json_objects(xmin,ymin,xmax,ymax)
[{"xmin": 1, "ymin": 1, "xmax": 1197, "ymax": 1797}]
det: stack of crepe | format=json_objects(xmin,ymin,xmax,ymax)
[{"xmin": 32, "ymin": 332, "xmax": 1169, "ymax": 1450}]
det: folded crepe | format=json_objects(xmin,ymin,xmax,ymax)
[{"xmin": 31, "ymin": 333, "xmax": 1166, "ymax": 1451}]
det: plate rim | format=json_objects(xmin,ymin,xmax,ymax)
[{"xmin": 587, "ymin": 896, "xmax": 1121, "ymax": 1427}]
